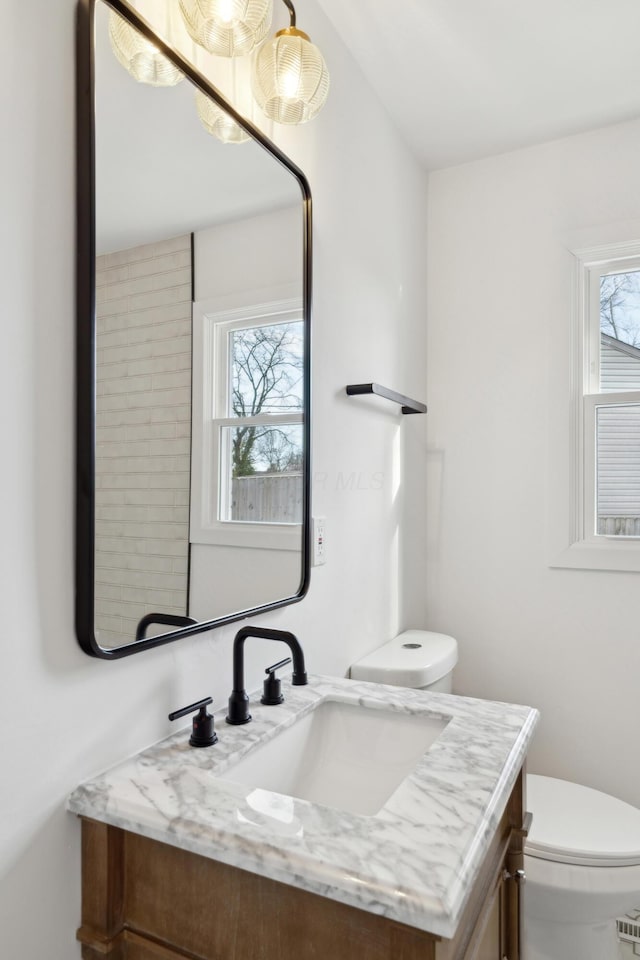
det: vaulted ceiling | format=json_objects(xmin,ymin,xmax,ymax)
[{"xmin": 316, "ymin": 0, "xmax": 640, "ymax": 169}]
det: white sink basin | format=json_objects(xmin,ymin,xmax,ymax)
[{"xmin": 224, "ymin": 699, "xmax": 448, "ymax": 816}]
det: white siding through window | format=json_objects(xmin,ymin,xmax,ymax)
[
  {"xmin": 600, "ymin": 336, "xmax": 640, "ymax": 391},
  {"xmin": 597, "ymin": 336, "xmax": 640, "ymax": 521}
]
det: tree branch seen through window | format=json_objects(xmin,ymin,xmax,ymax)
[
  {"xmin": 230, "ymin": 321, "xmax": 303, "ymax": 477},
  {"xmin": 600, "ymin": 271, "xmax": 640, "ymax": 347}
]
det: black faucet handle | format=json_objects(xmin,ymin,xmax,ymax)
[
  {"xmin": 265, "ymin": 657, "xmax": 292, "ymax": 676},
  {"xmin": 261, "ymin": 657, "xmax": 292, "ymax": 705},
  {"xmin": 168, "ymin": 697, "xmax": 218, "ymax": 747}
]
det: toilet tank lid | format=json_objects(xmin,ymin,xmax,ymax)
[
  {"xmin": 524, "ymin": 774, "xmax": 640, "ymax": 867},
  {"xmin": 349, "ymin": 630, "xmax": 458, "ymax": 689}
]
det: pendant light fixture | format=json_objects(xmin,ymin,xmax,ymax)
[
  {"xmin": 192, "ymin": 56, "xmax": 259, "ymax": 144},
  {"xmin": 195, "ymin": 90, "xmax": 250, "ymax": 143},
  {"xmin": 179, "ymin": 0, "xmax": 272, "ymax": 58},
  {"xmin": 108, "ymin": 7, "xmax": 184, "ymax": 87},
  {"xmin": 251, "ymin": 0, "xmax": 329, "ymax": 125}
]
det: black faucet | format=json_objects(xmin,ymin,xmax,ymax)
[{"xmin": 226, "ymin": 626, "xmax": 308, "ymax": 725}]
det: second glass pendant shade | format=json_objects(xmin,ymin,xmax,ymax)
[{"xmin": 179, "ymin": 0, "xmax": 272, "ymax": 57}]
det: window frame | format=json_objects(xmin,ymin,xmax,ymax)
[
  {"xmin": 553, "ymin": 240, "xmax": 640, "ymax": 572},
  {"xmin": 191, "ymin": 285, "xmax": 305, "ymax": 552}
]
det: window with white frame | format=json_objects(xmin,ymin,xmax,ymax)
[
  {"xmin": 563, "ymin": 242, "xmax": 640, "ymax": 570},
  {"xmin": 191, "ymin": 294, "xmax": 304, "ymax": 550}
]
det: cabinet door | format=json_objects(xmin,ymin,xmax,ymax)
[
  {"xmin": 474, "ymin": 888, "xmax": 502, "ymax": 960},
  {"xmin": 462, "ymin": 869, "xmax": 506, "ymax": 960}
]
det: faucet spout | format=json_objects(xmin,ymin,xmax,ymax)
[{"xmin": 226, "ymin": 626, "xmax": 307, "ymax": 725}]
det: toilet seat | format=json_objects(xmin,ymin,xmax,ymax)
[{"xmin": 525, "ymin": 774, "xmax": 640, "ymax": 867}]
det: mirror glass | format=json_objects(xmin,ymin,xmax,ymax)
[{"xmin": 77, "ymin": 0, "xmax": 310, "ymax": 656}]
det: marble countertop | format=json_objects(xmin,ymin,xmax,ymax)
[{"xmin": 67, "ymin": 675, "xmax": 538, "ymax": 938}]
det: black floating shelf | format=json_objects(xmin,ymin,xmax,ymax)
[{"xmin": 345, "ymin": 383, "xmax": 427, "ymax": 415}]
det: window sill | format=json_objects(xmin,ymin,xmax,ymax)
[
  {"xmin": 551, "ymin": 538, "xmax": 640, "ymax": 572},
  {"xmin": 190, "ymin": 521, "xmax": 302, "ymax": 552}
]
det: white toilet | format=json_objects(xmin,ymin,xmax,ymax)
[
  {"xmin": 350, "ymin": 631, "xmax": 640, "ymax": 960},
  {"xmin": 523, "ymin": 774, "xmax": 640, "ymax": 960},
  {"xmin": 349, "ymin": 628, "xmax": 458, "ymax": 693}
]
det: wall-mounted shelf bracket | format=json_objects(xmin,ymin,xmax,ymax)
[{"xmin": 345, "ymin": 383, "xmax": 427, "ymax": 415}]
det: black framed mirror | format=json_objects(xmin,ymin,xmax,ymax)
[{"xmin": 76, "ymin": 0, "xmax": 311, "ymax": 658}]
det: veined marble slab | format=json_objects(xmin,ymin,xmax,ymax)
[{"xmin": 67, "ymin": 675, "xmax": 539, "ymax": 938}]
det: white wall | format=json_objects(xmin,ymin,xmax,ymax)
[
  {"xmin": 194, "ymin": 206, "xmax": 301, "ymax": 301},
  {"xmin": 427, "ymin": 116, "xmax": 640, "ymax": 808},
  {"xmin": 0, "ymin": 1, "xmax": 427, "ymax": 957}
]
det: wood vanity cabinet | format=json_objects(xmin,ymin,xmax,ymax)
[{"xmin": 77, "ymin": 770, "xmax": 528, "ymax": 960}]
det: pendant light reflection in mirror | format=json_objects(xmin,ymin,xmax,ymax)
[
  {"xmin": 108, "ymin": 3, "xmax": 184, "ymax": 86},
  {"xmin": 107, "ymin": 0, "xmax": 330, "ymax": 142}
]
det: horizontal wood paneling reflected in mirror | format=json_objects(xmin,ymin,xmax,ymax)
[{"xmin": 76, "ymin": 0, "xmax": 311, "ymax": 657}]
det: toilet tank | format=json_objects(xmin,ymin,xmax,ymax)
[{"xmin": 349, "ymin": 630, "xmax": 458, "ymax": 693}]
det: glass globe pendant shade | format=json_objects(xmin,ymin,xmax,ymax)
[
  {"xmin": 195, "ymin": 90, "xmax": 250, "ymax": 143},
  {"xmin": 179, "ymin": 0, "xmax": 272, "ymax": 57},
  {"xmin": 251, "ymin": 27, "xmax": 329, "ymax": 125},
  {"xmin": 108, "ymin": 10, "xmax": 183, "ymax": 86}
]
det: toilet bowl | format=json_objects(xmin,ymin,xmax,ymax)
[
  {"xmin": 523, "ymin": 774, "xmax": 640, "ymax": 960},
  {"xmin": 349, "ymin": 633, "xmax": 640, "ymax": 960}
]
